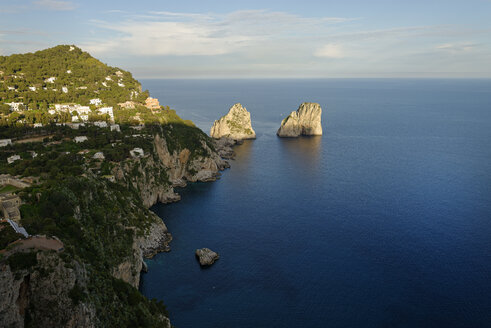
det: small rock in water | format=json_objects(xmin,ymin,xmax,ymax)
[{"xmin": 195, "ymin": 248, "xmax": 220, "ymax": 266}]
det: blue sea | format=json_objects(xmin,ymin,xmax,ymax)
[{"xmin": 139, "ymin": 79, "xmax": 491, "ymax": 328}]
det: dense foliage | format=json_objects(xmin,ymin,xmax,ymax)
[{"xmin": 0, "ymin": 45, "xmax": 148, "ymax": 109}]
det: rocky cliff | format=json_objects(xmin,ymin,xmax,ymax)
[
  {"xmin": 0, "ymin": 252, "xmax": 97, "ymax": 328},
  {"xmin": 277, "ymin": 102, "xmax": 323, "ymax": 137},
  {"xmin": 0, "ymin": 124, "xmax": 231, "ymax": 327},
  {"xmin": 210, "ymin": 103, "xmax": 256, "ymax": 140}
]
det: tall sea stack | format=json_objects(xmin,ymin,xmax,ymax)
[
  {"xmin": 210, "ymin": 103, "xmax": 256, "ymax": 140},
  {"xmin": 277, "ymin": 102, "xmax": 323, "ymax": 137}
]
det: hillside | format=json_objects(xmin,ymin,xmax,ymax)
[
  {"xmin": 0, "ymin": 45, "xmax": 148, "ymax": 109},
  {"xmin": 0, "ymin": 47, "xmax": 231, "ymax": 327}
]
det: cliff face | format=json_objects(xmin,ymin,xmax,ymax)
[
  {"xmin": 0, "ymin": 252, "xmax": 96, "ymax": 328},
  {"xmin": 210, "ymin": 103, "xmax": 256, "ymax": 140},
  {"xmin": 0, "ymin": 127, "xmax": 229, "ymax": 327},
  {"xmin": 277, "ymin": 102, "xmax": 323, "ymax": 137},
  {"xmin": 110, "ymin": 129, "xmax": 229, "ymax": 288}
]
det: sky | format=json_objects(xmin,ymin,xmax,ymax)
[{"xmin": 0, "ymin": 0, "xmax": 490, "ymax": 78}]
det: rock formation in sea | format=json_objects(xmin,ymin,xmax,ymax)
[
  {"xmin": 277, "ymin": 102, "xmax": 323, "ymax": 137},
  {"xmin": 210, "ymin": 103, "xmax": 256, "ymax": 140},
  {"xmin": 195, "ymin": 248, "xmax": 220, "ymax": 266}
]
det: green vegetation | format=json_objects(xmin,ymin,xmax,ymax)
[
  {"xmin": 0, "ymin": 221, "xmax": 24, "ymax": 250},
  {"xmin": 0, "ymin": 45, "xmax": 148, "ymax": 109},
  {"xmin": 6, "ymin": 251, "xmax": 38, "ymax": 271},
  {"xmin": 0, "ymin": 184, "xmax": 19, "ymax": 193},
  {"xmin": 162, "ymin": 123, "xmax": 215, "ymax": 157}
]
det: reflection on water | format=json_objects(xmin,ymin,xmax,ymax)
[
  {"xmin": 277, "ymin": 136, "xmax": 323, "ymax": 176},
  {"xmin": 228, "ymin": 139, "xmax": 254, "ymax": 176}
]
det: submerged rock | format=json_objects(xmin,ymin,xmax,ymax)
[
  {"xmin": 195, "ymin": 248, "xmax": 220, "ymax": 266},
  {"xmin": 277, "ymin": 102, "xmax": 323, "ymax": 137},
  {"xmin": 210, "ymin": 103, "xmax": 256, "ymax": 140}
]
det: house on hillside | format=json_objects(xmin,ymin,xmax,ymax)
[
  {"xmin": 0, "ymin": 139, "xmax": 12, "ymax": 147},
  {"xmin": 98, "ymin": 107, "xmax": 114, "ymax": 121},
  {"xmin": 90, "ymin": 98, "xmax": 102, "ymax": 106},
  {"xmin": 74, "ymin": 136, "xmax": 88, "ymax": 143},
  {"xmin": 0, "ymin": 194, "xmax": 22, "ymax": 221},
  {"xmin": 145, "ymin": 97, "xmax": 160, "ymax": 110},
  {"xmin": 94, "ymin": 121, "xmax": 108, "ymax": 128},
  {"xmin": 93, "ymin": 152, "xmax": 105, "ymax": 160},
  {"xmin": 45, "ymin": 77, "xmax": 56, "ymax": 83},
  {"xmin": 7, "ymin": 155, "xmax": 21, "ymax": 164},
  {"xmin": 6, "ymin": 102, "xmax": 23, "ymax": 112}
]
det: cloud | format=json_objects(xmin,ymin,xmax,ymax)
[
  {"xmin": 74, "ymin": 9, "xmax": 490, "ymax": 78},
  {"xmin": 436, "ymin": 43, "xmax": 477, "ymax": 53},
  {"xmin": 82, "ymin": 10, "xmax": 354, "ymax": 57},
  {"xmin": 314, "ymin": 44, "xmax": 345, "ymax": 58},
  {"xmin": 33, "ymin": 0, "xmax": 77, "ymax": 11}
]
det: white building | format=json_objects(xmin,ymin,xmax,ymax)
[
  {"xmin": 130, "ymin": 148, "xmax": 144, "ymax": 158},
  {"xmin": 74, "ymin": 136, "xmax": 88, "ymax": 143},
  {"xmin": 105, "ymin": 76, "xmax": 112, "ymax": 81},
  {"xmin": 93, "ymin": 152, "xmax": 105, "ymax": 160},
  {"xmin": 90, "ymin": 98, "xmax": 102, "ymax": 106},
  {"xmin": 79, "ymin": 115, "xmax": 89, "ymax": 122},
  {"xmin": 54, "ymin": 104, "xmax": 69, "ymax": 112},
  {"xmin": 115, "ymin": 71, "xmax": 123, "ymax": 77},
  {"xmin": 33, "ymin": 123, "xmax": 43, "ymax": 128},
  {"xmin": 102, "ymin": 82, "xmax": 108, "ymax": 87},
  {"xmin": 118, "ymin": 82, "xmax": 125, "ymax": 87},
  {"xmin": 7, "ymin": 155, "xmax": 21, "ymax": 164},
  {"xmin": 72, "ymin": 116, "xmax": 79, "ymax": 122},
  {"xmin": 7, "ymin": 86, "xmax": 15, "ymax": 91},
  {"xmin": 0, "ymin": 139, "xmax": 12, "ymax": 147},
  {"xmin": 98, "ymin": 107, "xmax": 114, "ymax": 121},
  {"xmin": 110, "ymin": 124, "xmax": 120, "ymax": 132},
  {"xmin": 62, "ymin": 86, "xmax": 68, "ymax": 93},
  {"xmin": 6, "ymin": 102, "xmax": 24, "ymax": 112},
  {"xmin": 66, "ymin": 70, "xmax": 72, "ymax": 74},
  {"xmin": 48, "ymin": 109, "xmax": 56, "ymax": 115},
  {"xmin": 29, "ymin": 86, "xmax": 37, "ymax": 91},
  {"xmin": 94, "ymin": 121, "xmax": 108, "ymax": 128},
  {"xmin": 75, "ymin": 106, "xmax": 91, "ymax": 115},
  {"xmin": 45, "ymin": 77, "xmax": 56, "ymax": 83}
]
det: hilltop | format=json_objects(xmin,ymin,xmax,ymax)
[
  {"xmin": 0, "ymin": 45, "xmax": 189, "ymax": 127},
  {"xmin": 0, "ymin": 45, "xmax": 147, "ymax": 108}
]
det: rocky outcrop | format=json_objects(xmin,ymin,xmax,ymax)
[
  {"xmin": 277, "ymin": 102, "xmax": 323, "ymax": 137},
  {"xmin": 195, "ymin": 248, "xmax": 220, "ymax": 266},
  {"xmin": 113, "ymin": 133, "xmax": 229, "ymax": 208},
  {"xmin": 210, "ymin": 103, "xmax": 256, "ymax": 140},
  {"xmin": 153, "ymin": 134, "xmax": 229, "ymax": 186},
  {"xmin": 0, "ymin": 252, "xmax": 96, "ymax": 328},
  {"xmin": 213, "ymin": 137, "xmax": 241, "ymax": 159},
  {"xmin": 112, "ymin": 217, "xmax": 172, "ymax": 288}
]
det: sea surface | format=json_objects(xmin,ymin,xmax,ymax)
[{"xmin": 139, "ymin": 79, "xmax": 491, "ymax": 328}]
